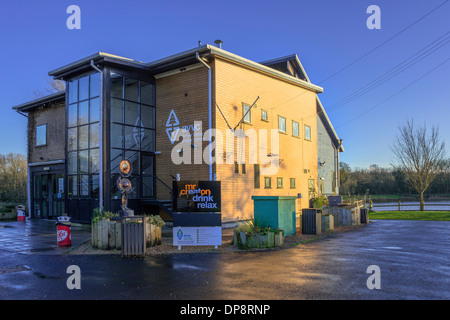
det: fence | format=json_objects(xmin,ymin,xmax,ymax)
[
  {"xmin": 121, "ymin": 216, "xmax": 146, "ymax": 258},
  {"xmin": 370, "ymin": 201, "xmax": 450, "ymax": 211}
]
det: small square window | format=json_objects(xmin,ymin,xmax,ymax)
[
  {"xmin": 261, "ymin": 109, "xmax": 268, "ymax": 121},
  {"xmin": 277, "ymin": 177, "xmax": 283, "ymax": 189},
  {"xmin": 36, "ymin": 124, "xmax": 47, "ymax": 146},
  {"xmin": 243, "ymin": 103, "xmax": 251, "ymax": 123},
  {"xmin": 264, "ymin": 177, "xmax": 271, "ymax": 189},
  {"xmin": 278, "ymin": 116, "xmax": 286, "ymax": 133},
  {"xmin": 304, "ymin": 125, "xmax": 312, "ymax": 140},
  {"xmin": 292, "ymin": 121, "xmax": 299, "ymax": 137}
]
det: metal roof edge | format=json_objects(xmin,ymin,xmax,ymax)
[
  {"xmin": 316, "ymin": 96, "xmax": 344, "ymax": 152},
  {"xmin": 12, "ymin": 91, "xmax": 65, "ymax": 112}
]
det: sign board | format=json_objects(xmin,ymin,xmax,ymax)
[
  {"xmin": 173, "ymin": 226, "xmax": 222, "ymax": 246},
  {"xmin": 173, "ymin": 181, "xmax": 221, "ymax": 212},
  {"xmin": 172, "ymin": 212, "xmax": 222, "ymax": 248}
]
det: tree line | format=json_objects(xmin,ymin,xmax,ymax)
[
  {"xmin": 340, "ymin": 160, "xmax": 450, "ymax": 197},
  {"xmin": 0, "ymin": 153, "xmax": 27, "ymax": 202}
]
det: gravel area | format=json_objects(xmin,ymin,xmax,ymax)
[{"xmin": 65, "ymin": 224, "xmax": 365, "ymax": 256}]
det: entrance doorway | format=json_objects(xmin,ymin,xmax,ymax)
[{"xmin": 33, "ymin": 173, "xmax": 65, "ymax": 219}]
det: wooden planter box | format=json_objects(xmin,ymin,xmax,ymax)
[
  {"xmin": 92, "ymin": 218, "xmax": 162, "ymax": 250},
  {"xmin": 233, "ymin": 229, "xmax": 284, "ymax": 249}
]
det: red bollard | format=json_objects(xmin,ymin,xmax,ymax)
[{"xmin": 56, "ymin": 215, "xmax": 71, "ymax": 246}]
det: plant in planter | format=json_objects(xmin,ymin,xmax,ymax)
[
  {"xmin": 91, "ymin": 207, "xmax": 120, "ymax": 250},
  {"xmin": 145, "ymin": 214, "xmax": 165, "ymax": 246},
  {"xmin": 232, "ymin": 219, "xmax": 284, "ymax": 249}
]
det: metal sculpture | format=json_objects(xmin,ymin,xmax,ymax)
[{"xmin": 118, "ymin": 159, "xmax": 134, "ymax": 216}]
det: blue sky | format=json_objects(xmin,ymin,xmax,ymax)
[{"xmin": 1, "ymin": 0, "xmax": 449, "ymax": 169}]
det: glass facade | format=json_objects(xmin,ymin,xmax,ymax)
[
  {"xmin": 109, "ymin": 72, "xmax": 156, "ymax": 202},
  {"xmin": 67, "ymin": 73, "xmax": 100, "ymax": 201}
]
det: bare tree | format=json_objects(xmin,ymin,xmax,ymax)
[{"xmin": 391, "ymin": 119, "xmax": 447, "ymax": 211}]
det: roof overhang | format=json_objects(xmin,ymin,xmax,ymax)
[
  {"xmin": 147, "ymin": 45, "xmax": 323, "ymax": 93},
  {"xmin": 12, "ymin": 91, "xmax": 65, "ymax": 113},
  {"xmin": 48, "ymin": 52, "xmax": 148, "ymax": 80}
]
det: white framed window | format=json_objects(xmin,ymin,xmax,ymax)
[
  {"xmin": 278, "ymin": 116, "xmax": 286, "ymax": 133},
  {"xmin": 36, "ymin": 124, "xmax": 47, "ymax": 146},
  {"xmin": 261, "ymin": 109, "xmax": 268, "ymax": 121},
  {"xmin": 304, "ymin": 125, "xmax": 311, "ymax": 141},
  {"xmin": 243, "ymin": 103, "xmax": 251, "ymax": 123},
  {"xmin": 292, "ymin": 120, "xmax": 299, "ymax": 137}
]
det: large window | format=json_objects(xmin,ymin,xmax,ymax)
[
  {"xmin": 109, "ymin": 73, "xmax": 156, "ymax": 199},
  {"xmin": 67, "ymin": 72, "xmax": 100, "ymax": 200}
]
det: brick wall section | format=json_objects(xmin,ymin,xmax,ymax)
[
  {"xmin": 155, "ymin": 65, "xmax": 211, "ymax": 199},
  {"xmin": 28, "ymin": 101, "xmax": 66, "ymax": 163}
]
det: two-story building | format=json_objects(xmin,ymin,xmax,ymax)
[{"xmin": 13, "ymin": 43, "xmax": 343, "ymax": 223}]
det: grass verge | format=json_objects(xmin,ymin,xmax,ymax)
[{"xmin": 369, "ymin": 210, "xmax": 450, "ymax": 221}]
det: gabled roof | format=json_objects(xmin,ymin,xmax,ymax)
[
  {"xmin": 259, "ymin": 54, "xmax": 310, "ymax": 82},
  {"xmin": 260, "ymin": 53, "xmax": 343, "ymax": 152}
]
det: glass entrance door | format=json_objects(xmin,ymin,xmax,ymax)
[{"xmin": 34, "ymin": 173, "xmax": 64, "ymax": 219}]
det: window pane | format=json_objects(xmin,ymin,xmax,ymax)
[
  {"xmin": 78, "ymin": 100, "xmax": 89, "ymax": 125},
  {"xmin": 110, "ymin": 123, "xmax": 123, "ymax": 149},
  {"xmin": 68, "ymin": 128, "xmax": 77, "ymax": 151},
  {"xmin": 142, "ymin": 176, "xmax": 154, "ymax": 197},
  {"xmin": 68, "ymin": 80, "xmax": 78, "ymax": 104},
  {"xmin": 90, "ymin": 73, "xmax": 100, "ymax": 98},
  {"xmin": 79, "ymin": 150, "xmax": 88, "ymax": 174},
  {"xmin": 290, "ymin": 178, "xmax": 296, "ymax": 189},
  {"xmin": 265, "ymin": 177, "xmax": 271, "ymax": 188},
  {"xmin": 79, "ymin": 175, "xmax": 89, "ymax": 197},
  {"xmin": 68, "ymin": 175, "xmax": 78, "ymax": 197},
  {"xmin": 90, "ymin": 98, "xmax": 100, "ymax": 123},
  {"xmin": 125, "ymin": 150, "xmax": 140, "ymax": 175},
  {"xmin": 141, "ymin": 81, "xmax": 155, "ymax": 105},
  {"xmin": 89, "ymin": 123, "xmax": 99, "ymax": 148},
  {"xmin": 124, "ymin": 125, "xmax": 139, "ymax": 150},
  {"xmin": 36, "ymin": 125, "xmax": 46, "ymax": 146},
  {"xmin": 90, "ymin": 175, "xmax": 100, "ymax": 198},
  {"xmin": 68, "ymin": 152, "xmax": 77, "ymax": 174},
  {"xmin": 89, "ymin": 149, "xmax": 99, "ymax": 173},
  {"xmin": 141, "ymin": 129, "xmax": 155, "ymax": 152},
  {"xmin": 243, "ymin": 104, "xmax": 251, "ymax": 123},
  {"xmin": 111, "ymin": 98, "xmax": 123, "ymax": 123},
  {"xmin": 141, "ymin": 105, "xmax": 155, "ymax": 129},
  {"xmin": 305, "ymin": 125, "xmax": 311, "ymax": 140},
  {"xmin": 254, "ymin": 164, "xmax": 260, "ymax": 189},
  {"xmin": 141, "ymin": 155, "xmax": 153, "ymax": 175},
  {"xmin": 277, "ymin": 177, "xmax": 283, "ymax": 188},
  {"xmin": 261, "ymin": 110, "xmax": 268, "ymax": 121},
  {"xmin": 110, "ymin": 73, "xmax": 123, "ymax": 99},
  {"xmin": 110, "ymin": 148, "xmax": 122, "ymax": 174},
  {"xmin": 78, "ymin": 76, "xmax": 89, "ymax": 101},
  {"xmin": 79, "ymin": 125, "xmax": 89, "ymax": 149},
  {"xmin": 68, "ymin": 103, "xmax": 77, "ymax": 127},
  {"xmin": 124, "ymin": 77, "xmax": 139, "ymax": 102},
  {"xmin": 124, "ymin": 101, "xmax": 139, "ymax": 126},
  {"xmin": 293, "ymin": 121, "xmax": 299, "ymax": 137},
  {"xmin": 278, "ymin": 116, "xmax": 286, "ymax": 133}
]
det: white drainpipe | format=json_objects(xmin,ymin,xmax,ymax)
[{"xmin": 195, "ymin": 52, "xmax": 213, "ymax": 181}]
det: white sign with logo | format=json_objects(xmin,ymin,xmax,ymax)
[{"xmin": 173, "ymin": 226, "xmax": 222, "ymax": 247}]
